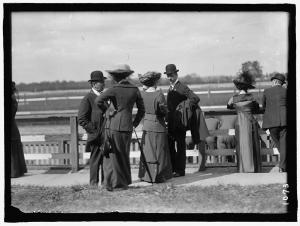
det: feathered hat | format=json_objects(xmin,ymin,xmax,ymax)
[{"xmin": 233, "ymin": 67, "xmax": 256, "ymax": 90}]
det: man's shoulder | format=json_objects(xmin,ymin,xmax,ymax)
[
  {"xmin": 265, "ymin": 86, "xmax": 286, "ymax": 94},
  {"xmin": 84, "ymin": 91, "xmax": 96, "ymax": 99},
  {"xmin": 176, "ymin": 81, "xmax": 189, "ymax": 90},
  {"xmin": 113, "ymin": 81, "xmax": 138, "ymax": 89}
]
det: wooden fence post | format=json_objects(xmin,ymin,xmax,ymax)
[
  {"xmin": 58, "ymin": 140, "xmax": 65, "ymax": 166},
  {"xmin": 70, "ymin": 116, "xmax": 79, "ymax": 172}
]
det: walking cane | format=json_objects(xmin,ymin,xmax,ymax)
[{"xmin": 133, "ymin": 129, "xmax": 154, "ymax": 184}]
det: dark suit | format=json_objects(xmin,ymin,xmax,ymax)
[
  {"xmin": 95, "ymin": 79, "xmax": 145, "ymax": 188},
  {"xmin": 78, "ymin": 90, "xmax": 107, "ymax": 185},
  {"xmin": 262, "ymin": 85, "xmax": 287, "ymax": 171},
  {"xmin": 167, "ymin": 81, "xmax": 200, "ymax": 175}
]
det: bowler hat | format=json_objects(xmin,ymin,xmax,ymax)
[
  {"xmin": 106, "ymin": 64, "xmax": 134, "ymax": 76},
  {"xmin": 164, "ymin": 64, "xmax": 179, "ymax": 75},
  {"xmin": 271, "ymin": 73, "xmax": 286, "ymax": 84},
  {"xmin": 88, "ymin": 71, "xmax": 106, "ymax": 82},
  {"xmin": 139, "ymin": 71, "xmax": 161, "ymax": 86}
]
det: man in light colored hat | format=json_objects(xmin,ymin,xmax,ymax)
[
  {"xmin": 262, "ymin": 73, "xmax": 287, "ymax": 172},
  {"xmin": 164, "ymin": 64, "xmax": 200, "ymax": 177},
  {"xmin": 95, "ymin": 64, "xmax": 145, "ymax": 191},
  {"xmin": 78, "ymin": 70, "xmax": 108, "ymax": 187}
]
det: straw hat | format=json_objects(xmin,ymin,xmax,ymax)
[{"xmin": 106, "ymin": 64, "xmax": 134, "ymax": 76}]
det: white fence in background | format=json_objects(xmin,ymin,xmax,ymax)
[{"xmin": 18, "ymin": 89, "xmax": 264, "ymax": 103}]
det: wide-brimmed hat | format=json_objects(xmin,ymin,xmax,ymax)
[
  {"xmin": 88, "ymin": 71, "xmax": 106, "ymax": 82},
  {"xmin": 139, "ymin": 71, "xmax": 161, "ymax": 86},
  {"xmin": 233, "ymin": 71, "xmax": 256, "ymax": 90},
  {"xmin": 106, "ymin": 64, "xmax": 134, "ymax": 76},
  {"xmin": 164, "ymin": 64, "xmax": 179, "ymax": 75},
  {"xmin": 271, "ymin": 73, "xmax": 286, "ymax": 84}
]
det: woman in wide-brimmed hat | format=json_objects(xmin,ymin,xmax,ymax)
[
  {"xmin": 95, "ymin": 64, "xmax": 145, "ymax": 191},
  {"xmin": 137, "ymin": 71, "xmax": 173, "ymax": 183},
  {"xmin": 227, "ymin": 70, "xmax": 262, "ymax": 173}
]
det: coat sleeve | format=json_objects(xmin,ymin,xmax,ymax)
[
  {"xmin": 133, "ymin": 89, "xmax": 145, "ymax": 128},
  {"xmin": 182, "ymin": 84, "xmax": 200, "ymax": 108},
  {"xmin": 78, "ymin": 95, "xmax": 94, "ymax": 133},
  {"xmin": 95, "ymin": 89, "xmax": 112, "ymax": 112}
]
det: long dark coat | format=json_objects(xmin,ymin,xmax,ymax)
[
  {"xmin": 11, "ymin": 94, "xmax": 27, "ymax": 178},
  {"xmin": 175, "ymin": 99, "xmax": 210, "ymax": 144},
  {"xmin": 78, "ymin": 90, "xmax": 107, "ymax": 148},
  {"xmin": 95, "ymin": 79, "xmax": 145, "ymax": 189},
  {"xmin": 262, "ymin": 85, "xmax": 287, "ymax": 129}
]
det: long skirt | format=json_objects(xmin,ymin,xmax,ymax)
[
  {"xmin": 102, "ymin": 130, "xmax": 132, "ymax": 189},
  {"xmin": 11, "ymin": 139, "xmax": 27, "ymax": 178},
  {"xmin": 235, "ymin": 112, "xmax": 262, "ymax": 173},
  {"xmin": 138, "ymin": 131, "xmax": 173, "ymax": 183}
]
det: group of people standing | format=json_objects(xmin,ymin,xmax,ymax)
[
  {"xmin": 10, "ymin": 63, "xmax": 287, "ymax": 189},
  {"xmin": 78, "ymin": 63, "xmax": 204, "ymax": 191},
  {"xmin": 227, "ymin": 69, "xmax": 287, "ymax": 173},
  {"xmin": 77, "ymin": 62, "xmax": 287, "ymax": 192}
]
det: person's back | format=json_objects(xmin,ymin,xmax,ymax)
[
  {"xmin": 100, "ymin": 79, "xmax": 144, "ymax": 132},
  {"xmin": 261, "ymin": 73, "xmax": 287, "ymax": 173},
  {"xmin": 262, "ymin": 85, "xmax": 287, "ymax": 129},
  {"xmin": 138, "ymin": 71, "xmax": 172, "ymax": 183},
  {"xmin": 141, "ymin": 90, "xmax": 167, "ymax": 133}
]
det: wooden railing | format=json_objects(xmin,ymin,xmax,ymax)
[{"xmin": 20, "ymin": 110, "xmax": 279, "ymax": 172}]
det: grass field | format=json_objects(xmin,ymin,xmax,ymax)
[{"xmin": 11, "ymin": 183, "xmax": 286, "ymax": 213}]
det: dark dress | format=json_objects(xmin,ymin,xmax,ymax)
[
  {"xmin": 95, "ymin": 79, "xmax": 145, "ymax": 189},
  {"xmin": 11, "ymin": 94, "xmax": 27, "ymax": 178},
  {"xmin": 138, "ymin": 90, "xmax": 173, "ymax": 183},
  {"xmin": 227, "ymin": 93, "xmax": 262, "ymax": 173}
]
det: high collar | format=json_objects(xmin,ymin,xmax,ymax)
[
  {"xmin": 91, "ymin": 88, "xmax": 102, "ymax": 96},
  {"xmin": 170, "ymin": 79, "xmax": 179, "ymax": 90},
  {"xmin": 113, "ymin": 79, "xmax": 136, "ymax": 88},
  {"xmin": 144, "ymin": 87, "xmax": 157, "ymax": 92}
]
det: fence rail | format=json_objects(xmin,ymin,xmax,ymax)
[
  {"xmin": 18, "ymin": 88, "xmax": 264, "ymax": 103},
  {"xmin": 20, "ymin": 110, "xmax": 279, "ymax": 172}
]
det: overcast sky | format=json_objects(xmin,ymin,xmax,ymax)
[{"xmin": 11, "ymin": 11, "xmax": 288, "ymax": 83}]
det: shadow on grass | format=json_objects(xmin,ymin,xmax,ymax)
[{"xmin": 131, "ymin": 166, "xmax": 276, "ymax": 187}]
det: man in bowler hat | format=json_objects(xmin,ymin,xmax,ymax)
[
  {"xmin": 78, "ymin": 71, "xmax": 108, "ymax": 187},
  {"xmin": 165, "ymin": 64, "xmax": 200, "ymax": 177},
  {"xmin": 262, "ymin": 73, "xmax": 287, "ymax": 172}
]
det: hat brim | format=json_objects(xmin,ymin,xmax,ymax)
[
  {"xmin": 271, "ymin": 76, "xmax": 286, "ymax": 84},
  {"xmin": 88, "ymin": 77, "xmax": 107, "ymax": 82},
  {"xmin": 233, "ymin": 80, "xmax": 255, "ymax": 89},
  {"xmin": 164, "ymin": 69, "xmax": 179, "ymax": 75},
  {"xmin": 106, "ymin": 69, "xmax": 134, "ymax": 74}
]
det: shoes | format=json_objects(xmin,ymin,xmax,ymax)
[
  {"xmin": 114, "ymin": 185, "xmax": 129, "ymax": 191},
  {"xmin": 173, "ymin": 172, "xmax": 185, "ymax": 177},
  {"xmin": 279, "ymin": 168, "xmax": 287, "ymax": 173},
  {"xmin": 106, "ymin": 186, "xmax": 113, "ymax": 192}
]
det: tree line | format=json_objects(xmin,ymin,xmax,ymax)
[
  {"xmin": 15, "ymin": 61, "xmax": 286, "ymax": 92},
  {"xmin": 15, "ymin": 73, "xmax": 284, "ymax": 92}
]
